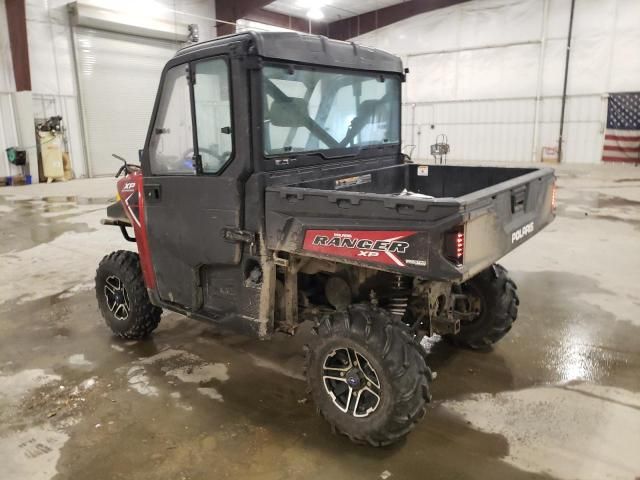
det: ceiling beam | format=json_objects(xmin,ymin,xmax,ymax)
[
  {"xmin": 215, "ymin": 0, "xmax": 463, "ymax": 40},
  {"xmin": 215, "ymin": 0, "xmax": 274, "ymax": 35},
  {"xmin": 245, "ymin": 8, "xmax": 329, "ymax": 36},
  {"xmin": 327, "ymin": 0, "xmax": 469, "ymax": 40},
  {"xmin": 215, "ymin": 0, "xmax": 328, "ymax": 36},
  {"xmin": 5, "ymin": 0, "xmax": 31, "ymax": 91}
]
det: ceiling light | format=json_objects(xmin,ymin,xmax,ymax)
[{"xmin": 307, "ymin": 8, "xmax": 325, "ymax": 20}]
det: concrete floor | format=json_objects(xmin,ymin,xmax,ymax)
[{"xmin": 1, "ymin": 164, "xmax": 639, "ymax": 480}]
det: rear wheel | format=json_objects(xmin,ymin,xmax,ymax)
[
  {"xmin": 95, "ymin": 250, "xmax": 162, "ymax": 339},
  {"xmin": 446, "ymin": 264, "xmax": 519, "ymax": 349},
  {"xmin": 305, "ymin": 304, "xmax": 432, "ymax": 446}
]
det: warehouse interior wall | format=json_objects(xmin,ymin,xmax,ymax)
[
  {"xmin": 0, "ymin": 0, "xmax": 216, "ymax": 179},
  {"xmin": 354, "ymin": 0, "xmax": 640, "ymax": 164},
  {"xmin": 3, "ymin": 0, "xmax": 638, "ymax": 176}
]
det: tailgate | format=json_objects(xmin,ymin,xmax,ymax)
[
  {"xmin": 459, "ymin": 167, "xmax": 556, "ymax": 279},
  {"xmin": 264, "ymin": 165, "xmax": 555, "ymax": 282}
]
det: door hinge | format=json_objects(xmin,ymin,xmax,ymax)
[
  {"xmin": 244, "ymin": 54, "xmax": 263, "ymax": 70},
  {"xmin": 223, "ymin": 228, "xmax": 256, "ymax": 245}
]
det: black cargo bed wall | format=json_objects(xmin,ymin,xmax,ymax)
[
  {"xmin": 282, "ymin": 164, "xmax": 537, "ymax": 199},
  {"xmin": 408, "ymin": 165, "xmax": 537, "ymax": 198},
  {"xmin": 289, "ymin": 164, "xmax": 406, "ymax": 194},
  {"xmin": 262, "ymin": 156, "xmax": 399, "ymax": 187}
]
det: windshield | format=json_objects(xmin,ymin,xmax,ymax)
[{"xmin": 262, "ymin": 64, "xmax": 400, "ymax": 156}]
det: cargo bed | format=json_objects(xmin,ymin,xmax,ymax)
[
  {"xmin": 265, "ymin": 163, "xmax": 556, "ymax": 281},
  {"xmin": 281, "ymin": 163, "xmax": 539, "ymax": 198}
]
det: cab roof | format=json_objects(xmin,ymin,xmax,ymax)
[{"xmin": 176, "ymin": 31, "xmax": 403, "ymax": 74}]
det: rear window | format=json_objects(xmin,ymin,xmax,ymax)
[{"xmin": 262, "ymin": 64, "xmax": 400, "ymax": 156}]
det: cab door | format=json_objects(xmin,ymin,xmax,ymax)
[{"xmin": 143, "ymin": 56, "xmax": 240, "ymax": 309}]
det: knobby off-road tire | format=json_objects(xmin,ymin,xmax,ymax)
[
  {"xmin": 95, "ymin": 250, "xmax": 162, "ymax": 339},
  {"xmin": 305, "ymin": 304, "xmax": 432, "ymax": 447},
  {"xmin": 446, "ymin": 264, "xmax": 519, "ymax": 349}
]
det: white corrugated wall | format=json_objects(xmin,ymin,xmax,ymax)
[
  {"xmin": 74, "ymin": 28, "xmax": 180, "ymax": 176},
  {"xmin": 355, "ymin": 0, "xmax": 640, "ymax": 164},
  {"xmin": 402, "ymin": 95, "xmax": 606, "ymax": 164}
]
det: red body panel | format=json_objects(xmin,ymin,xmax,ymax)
[
  {"xmin": 303, "ymin": 229, "xmax": 418, "ymax": 268},
  {"xmin": 116, "ymin": 172, "xmax": 156, "ymax": 289}
]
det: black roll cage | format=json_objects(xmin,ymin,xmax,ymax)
[{"xmin": 141, "ymin": 31, "xmax": 405, "ymax": 177}]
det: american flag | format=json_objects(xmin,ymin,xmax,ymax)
[{"xmin": 602, "ymin": 92, "xmax": 640, "ymax": 163}]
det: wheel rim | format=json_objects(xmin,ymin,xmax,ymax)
[
  {"xmin": 322, "ymin": 347, "xmax": 381, "ymax": 418},
  {"xmin": 104, "ymin": 275, "xmax": 130, "ymax": 321}
]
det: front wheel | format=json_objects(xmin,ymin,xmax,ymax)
[
  {"xmin": 95, "ymin": 250, "xmax": 162, "ymax": 339},
  {"xmin": 446, "ymin": 264, "xmax": 519, "ymax": 349},
  {"xmin": 305, "ymin": 304, "xmax": 432, "ymax": 446}
]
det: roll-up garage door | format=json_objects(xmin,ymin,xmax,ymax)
[{"xmin": 75, "ymin": 28, "xmax": 180, "ymax": 176}]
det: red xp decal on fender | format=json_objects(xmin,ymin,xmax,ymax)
[{"xmin": 303, "ymin": 230, "xmax": 417, "ymax": 267}]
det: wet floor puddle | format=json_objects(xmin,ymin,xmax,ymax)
[{"xmin": 0, "ymin": 195, "xmax": 114, "ymax": 254}]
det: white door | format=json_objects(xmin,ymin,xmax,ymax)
[{"xmin": 75, "ymin": 28, "xmax": 179, "ymax": 176}]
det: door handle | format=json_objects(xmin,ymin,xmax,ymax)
[
  {"xmin": 222, "ymin": 228, "xmax": 255, "ymax": 245},
  {"xmin": 144, "ymin": 184, "xmax": 161, "ymax": 202}
]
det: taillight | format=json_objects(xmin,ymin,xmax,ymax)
[
  {"xmin": 444, "ymin": 225, "xmax": 465, "ymax": 266},
  {"xmin": 551, "ymin": 183, "xmax": 557, "ymax": 212}
]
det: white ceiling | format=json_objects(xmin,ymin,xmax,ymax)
[{"xmin": 263, "ymin": 0, "xmax": 409, "ymax": 23}]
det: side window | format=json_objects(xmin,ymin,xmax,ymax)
[
  {"xmin": 149, "ymin": 64, "xmax": 195, "ymax": 175},
  {"xmin": 193, "ymin": 58, "xmax": 233, "ymax": 174}
]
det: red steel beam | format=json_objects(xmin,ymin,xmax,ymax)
[
  {"xmin": 327, "ymin": 0, "xmax": 469, "ymax": 40},
  {"xmin": 5, "ymin": 0, "xmax": 31, "ymax": 91},
  {"xmin": 215, "ymin": 0, "xmax": 328, "ymax": 36},
  {"xmin": 216, "ymin": 0, "xmax": 464, "ymax": 40},
  {"xmin": 215, "ymin": 0, "xmax": 275, "ymax": 35}
]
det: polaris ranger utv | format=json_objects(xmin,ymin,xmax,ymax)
[{"xmin": 96, "ymin": 31, "xmax": 556, "ymax": 446}]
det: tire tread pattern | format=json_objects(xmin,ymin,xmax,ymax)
[
  {"xmin": 95, "ymin": 250, "xmax": 161, "ymax": 339},
  {"xmin": 306, "ymin": 304, "xmax": 432, "ymax": 447},
  {"xmin": 449, "ymin": 263, "xmax": 519, "ymax": 349}
]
